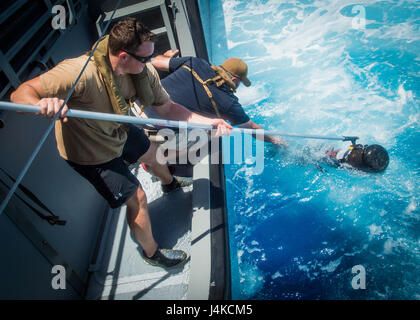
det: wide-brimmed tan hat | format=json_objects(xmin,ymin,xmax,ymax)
[{"xmin": 220, "ymin": 58, "xmax": 251, "ymax": 87}]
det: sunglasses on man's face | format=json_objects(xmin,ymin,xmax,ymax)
[{"xmin": 124, "ymin": 50, "xmax": 154, "ymax": 63}]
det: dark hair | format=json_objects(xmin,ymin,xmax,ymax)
[{"xmin": 108, "ymin": 17, "xmax": 155, "ymax": 55}]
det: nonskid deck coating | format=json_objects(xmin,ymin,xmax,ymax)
[{"xmin": 86, "ymin": 163, "xmax": 193, "ymax": 300}]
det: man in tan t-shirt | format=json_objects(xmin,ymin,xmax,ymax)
[{"xmin": 11, "ymin": 17, "xmax": 232, "ymax": 268}]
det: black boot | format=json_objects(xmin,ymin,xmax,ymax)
[
  {"xmin": 161, "ymin": 177, "xmax": 192, "ymax": 193},
  {"xmin": 143, "ymin": 248, "xmax": 187, "ymax": 268}
]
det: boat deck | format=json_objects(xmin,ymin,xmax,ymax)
[
  {"xmin": 86, "ymin": 164, "xmax": 193, "ymax": 300},
  {"xmin": 0, "ymin": 0, "xmax": 227, "ymax": 300}
]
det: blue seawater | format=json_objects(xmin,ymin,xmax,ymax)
[{"xmin": 199, "ymin": 0, "xmax": 419, "ymax": 299}]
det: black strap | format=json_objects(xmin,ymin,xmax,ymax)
[{"xmin": 0, "ymin": 168, "xmax": 66, "ymax": 226}]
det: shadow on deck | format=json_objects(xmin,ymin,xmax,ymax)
[{"xmin": 86, "ymin": 164, "xmax": 193, "ymax": 300}]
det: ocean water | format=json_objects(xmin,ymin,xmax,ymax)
[{"xmin": 199, "ymin": 0, "xmax": 420, "ymax": 299}]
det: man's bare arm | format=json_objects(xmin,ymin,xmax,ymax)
[
  {"xmin": 151, "ymin": 49, "xmax": 179, "ymax": 71},
  {"xmin": 11, "ymin": 77, "xmax": 45, "ymax": 105},
  {"xmin": 10, "ymin": 77, "xmax": 69, "ymax": 122},
  {"xmin": 152, "ymin": 99, "xmax": 232, "ymax": 137}
]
